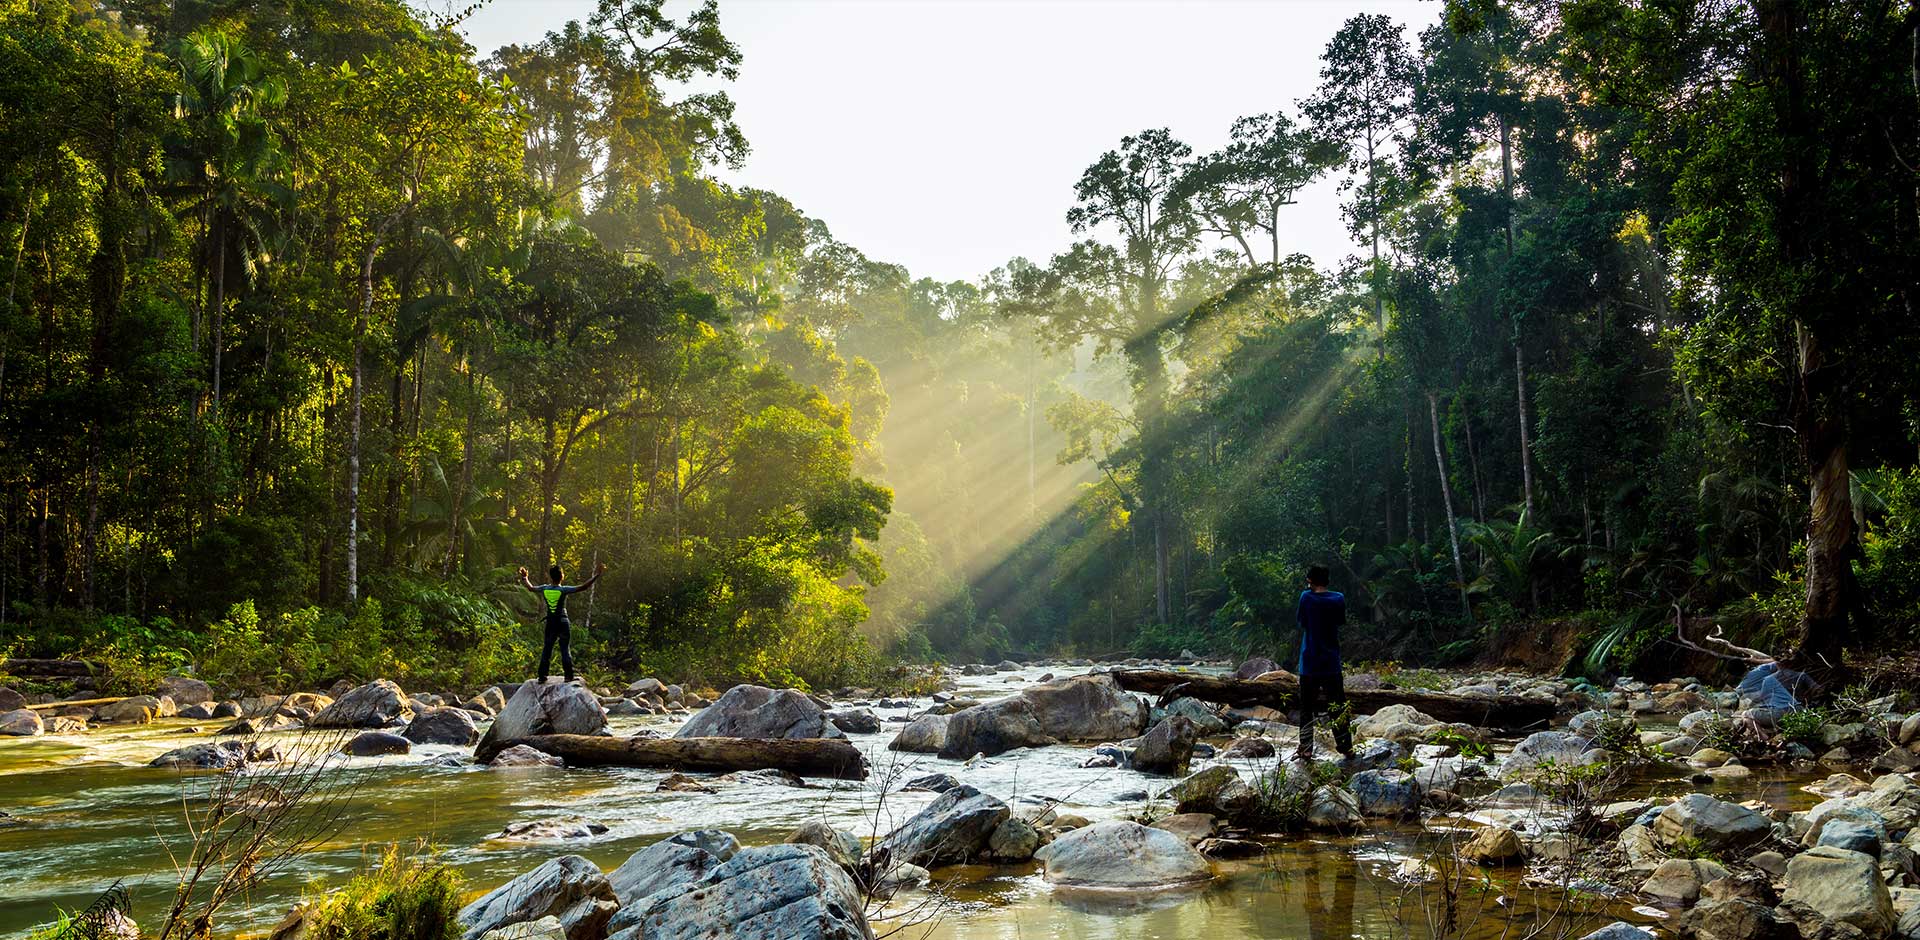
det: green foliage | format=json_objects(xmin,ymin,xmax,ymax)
[
  {"xmin": 303, "ymin": 844, "xmax": 464, "ymax": 940},
  {"xmin": 1249, "ymin": 760, "xmax": 1345, "ymax": 830},
  {"xmin": 1665, "ymin": 835, "xmax": 1720, "ymax": 863},
  {"xmin": 1775, "ymin": 708, "xmax": 1827, "ymax": 747},
  {"xmin": 1428, "ymin": 726, "xmax": 1495, "ymax": 762}
]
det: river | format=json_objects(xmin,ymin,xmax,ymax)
[{"xmin": 0, "ymin": 665, "xmax": 1826, "ymax": 939}]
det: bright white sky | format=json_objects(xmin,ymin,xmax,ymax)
[{"xmin": 455, "ymin": 0, "xmax": 1438, "ymax": 284}]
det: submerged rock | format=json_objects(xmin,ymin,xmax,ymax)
[
  {"xmin": 1033, "ymin": 820, "xmax": 1212, "ymax": 888},
  {"xmin": 457, "ymin": 855, "xmax": 617, "ymax": 940},
  {"xmin": 343, "ymin": 731, "xmax": 411, "ymax": 756},
  {"xmin": 675, "ymin": 685, "xmax": 843, "ymax": 740},
  {"xmin": 149, "ymin": 740, "xmax": 265, "ymax": 770}
]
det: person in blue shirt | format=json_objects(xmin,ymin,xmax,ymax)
[
  {"xmin": 1294, "ymin": 565, "xmax": 1353, "ymax": 762},
  {"xmin": 518, "ymin": 561, "xmax": 605, "ymax": 683},
  {"xmin": 1735, "ymin": 660, "xmax": 1810, "ymax": 733}
]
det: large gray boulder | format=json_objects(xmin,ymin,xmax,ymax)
[
  {"xmin": 1161, "ymin": 765, "xmax": 1255, "ymax": 819},
  {"xmin": 458, "ymin": 854, "xmax": 617, "ymax": 940},
  {"xmin": 674, "ymin": 685, "xmax": 843, "ymax": 740},
  {"xmin": 1232, "ymin": 657, "xmax": 1279, "ymax": 680},
  {"xmin": 0, "ymin": 708, "xmax": 42, "ymax": 736},
  {"xmin": 887, "ymin": 714, "xmax": 949, "ymax": 753},
  {"xmin": 97, "ymin": 695, "xmax": 165, "ymax": 723},
  {"xmin": 477, "ymin": 681, "xmax": 611, "ymax": 756},
  {"xmin": 1132, "ymin": 716, "xmax": 1197, "ymax": 775},
  {"xmin": 1032, "ymin": 820, "xmax": 1212, "ymax": 888},
  {"xmin": 312, "ymin": 680, "xmax": 412, "ymax": 729},
  {"xmin": 1651, "ymin": 794, "xmax": 1771, "ymax": 854},
  {"xmin": 871, "ymin": 784, "xmax": 1009, "ymax": 868},
  {"xmin": 938, "ymin": 675, "xmax": 1146, "ymax": 758},
  {"xmin": 603, "ymin": 838, "xmax": 726, "ymax": 935},
  {"xmin": 404, "ymin": 706, "xmax": 481, "ymax": 746},
  {"xmin": 938, "ymin": 699, "xmax": 1056, "ymax": 759},
  {"xmin": 1780, "ymin": 846, "xmax": 1893, "ymax": 937},
  {"xmin": 613, "ymin": 844, "xmax": 871, "ymax": 940},
  {"xmin": 1163, "ymin": 697, "xmax": 1228, "ymax": 735}
]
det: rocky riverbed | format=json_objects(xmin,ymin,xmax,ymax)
[{"xmin": 1, "ymin": 660, "xmax": 1915, "ymax": 940}]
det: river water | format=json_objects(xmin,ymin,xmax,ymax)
[{"xmin": 0, "ymin": 666, "xmax": 1825, "ymax": 939}]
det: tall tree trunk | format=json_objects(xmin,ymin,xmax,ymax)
[
  {"xmin": 210, "ymin": 213, "xmax": 224, "ymax": 418},
  {"xmin": 1515, "ymin": 342, "xmax": 1536, "ymax": 518},
  {"xmin": 1428, "ymin": 391, "xmax": 1470, "ymax": 618},
  {"xmin": 346, "ymin": 241, "xmax": 379, "ymax": 603},
  {"xmin": 538, "ymin": 414, "xmax": 558, "ymax": 567},
  {"xmin": 1789, "ymin": 323, "xmax": 1852, "ymax": 674},
  {"xmin": 447, "ymin": 356, "xmax": 473, "ymax": 578}
]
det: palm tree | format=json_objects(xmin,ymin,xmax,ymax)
[{"xmin": 166, "ymin": 29, "xmax": 287, "ymax": 419}]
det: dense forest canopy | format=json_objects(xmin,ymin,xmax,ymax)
[{"xmin": 1, "ymin": 0, "xmax": 1917, "ymax": 694}]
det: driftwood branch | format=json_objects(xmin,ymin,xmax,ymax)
[{"xmin": 1671, "ymin": 604, "xmax": 1772, "ymax": 664}]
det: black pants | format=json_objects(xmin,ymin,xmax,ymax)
[
  {"xmin": 1296, "ymin": 671, "xmax": 1353, "ymax": 758},
  {"xmin": 538, "ymin": 616, "xmax": 574, "ymax": 681}
]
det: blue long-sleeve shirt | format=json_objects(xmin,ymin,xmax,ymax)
[{"xmin": 1296, "ymin": 589, "xmax": 1346, "ymax": 677}]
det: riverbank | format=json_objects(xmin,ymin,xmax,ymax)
[{"xmin": 0, "ymin": 661, "xmax": 1913, "ymax": 940}]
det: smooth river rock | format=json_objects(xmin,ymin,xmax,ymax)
[
  {"xmin": 404, "ymin": 706, "xmax": 482, "ymax": 746},
  {"xmin": 1032, "ymin": 820, "xmax": 1213, "ymax": 888},
  {"xmin": 872, "ymin": 784, "xmax": 1009, "ymax": 868},
  {"xmin": 938, "ymin": 675, "xmax": 1146, "ymax": 759}
]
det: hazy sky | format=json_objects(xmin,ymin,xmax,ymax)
[{"xmin": 455, "ymin": 0, "xmax": 1438, "ymax": 284}]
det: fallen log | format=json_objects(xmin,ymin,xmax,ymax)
[
  {"xmin": 25, "ymin": 696, "xmax": 127, "ymax": 711},
  {"xmin": 2, "ymin": 658, "xmax": 95, "ymax": 678},
  {"xmin": 477, "ymin": 734, "xmax": 868, "ymax": 780},
  {"xmin": 1110, "ymin": 669, "xmax": 1554, "ymax": 732}
]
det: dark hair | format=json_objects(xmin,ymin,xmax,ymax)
[
  {"xmin": 1307, "ymin": 565, "xmax": 1330, "ymax": 587},
  {"xmin": 549, "ymin": 564, "xmax": 563, "ymax": 582}
]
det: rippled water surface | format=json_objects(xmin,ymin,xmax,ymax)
[{"xmin": 0, "ymin": 666, "xmax": 1827, "ymax": 939}]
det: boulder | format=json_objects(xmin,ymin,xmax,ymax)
[
  {"xmin": 673, "ymin": 685, "xmax": 843, "ymax": 740},
  {"xmin": 1149, "ymin": 813, "xmax": 1216, "ymax": 844},
  {"xmin": 1578, "ymin": 925, "xmax": 1654, "ymax": 940},
  {"xmin": 478, "ymin": 681, "xmax": 611, "ymax": 755},
  {"xmin": 1690, "ymin": 898, "xmax": 1783, "ymax": 940},
  {"xmin": 497, "ymin": 820, "xmax": 609, "ymax": 841},
  {"xmin": 872, "ymin": 785, "xmax": 1008, "ymax": 868},
  {"xmin": 149, "ymin": 740, "xmax": 262, "ymax": 770},
  {"xmin": 902, "ymin": 773, "xmax": 959, "ymax": 793},
  {"xmin": 312, "ymin": 680, "xmax": 412, "ymax": 729},
  {"xmin": 1780, "ymin": 846, "xmax": 1893, "ymax": 937},
  {"xmin": 1497, "ymin": 731, "xmax": 1597, "ymax": 780},
  {"xmin": 458, "ymin": 855, "xmax": 617, "ymax": 940},
  {"xmin": 478, "ymin": 917, "xmax": 566, "ymax": 940},
  {"xmin": 1232, "ymin": 657, "xmax": 1279, "ymax": 680},
  {"xmin": 826, "ymin": 709, "xmax": 880, "ymax": 735},
  {"xmin": 1640, "ymin": 858, "xmax": 1729, "ymax": 904},
  {"xmin": 1162, "ymin": 765, "xmax": 1255, "ymax": 819},
  {"xmin": 1651, "ymin": 794, "xmax": 1772, "ymax": 854},
  {"xmin": 1461, "ymin": 826, "xmax": 1526, "ymax": 865},
  {"xmin": 96, "ymin": 696, "xmax": 162, "ymax": 723},
  {"xmin": 490, "ymin": 744, "xmax": 564, "ymax": 769},
  {"xmin": 1164, "ymin": 697, "xmax": 1228, "ymax": 735},
  {"xmin": 1306, "ymin": 786, "xmax": 1361, "ymax": 829},
  {"xmin": 158, "ymin": 676, "xmax": 214, "ymax": 706},
  {"xmin": 1340, "ymin": 738, "xmax": 1408, "ymax": 774},
  {"xmin": 938, "ymin": 675, "xmax": 1146, "ymax": 759},
  {"xmin": 0, "ymin": 708, "xmax": 42, "ymax": 736},
  {"xmin": 1221, "ymin": 736, "xmax": 1276, "ymax": 759},
  {"xmin": 178, "ymin": 703, "xmax": 217, "ymax": 720},
  {"xmin": 613, "ymin": 844, "xmax": 870, "ymax": 940},
  {"xmin": 1354, "ymin": 704, "xmax": 1442, "ymax": 740},
  {"xmin": 985, "ymin": 815, "xmax": 1043, "ymax": 861},
  {"xmin": 786, "ymin": 820, "xmax": 864, "ymax": 869},
  {"xmin": 344, "ymin": 731, "xmax": 412, "ymax": 757},
  {"xmin": 0, "ymin": 687, "xmax": 23, "ymax": 712},
  {"xmin": 1132, "ymin": 716, "xmax": 1197, "ymax": 775},
  {"xmin": 1032, "ymin": 820, "xmax": 1212, "ymax": 888},
  {"xmin": 887, "ymin": 714, "xmax": 949, "ymax": 753},
  {"xmin": 603, "ymin": 839, "xmax": 724, "ymax": 934},
  {"xmin": 404, "ymin": 707, "xmax": 481, "ymax": 747},
  {"xmin": 1349, "ymin": 769, "xmax": 1421, "ymax": 817}
]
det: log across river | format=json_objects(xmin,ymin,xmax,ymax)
[
  {"xmin": 476, "ymin": 733, "xmax": 869, "ymax": 780},
  {"xmin": 1109, "ymin": 669, "xmax": 1555, "ymax": 731}
]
